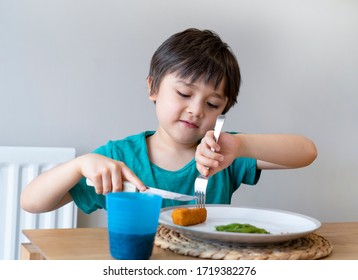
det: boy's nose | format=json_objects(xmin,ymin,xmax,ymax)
[{"xmin": 187, "ymin": 101, "xmax": 204, "ymax": 118}]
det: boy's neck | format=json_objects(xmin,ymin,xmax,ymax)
[{"xmin": 146, "ymin": 130, "xmax": 197, "ymax": 171}]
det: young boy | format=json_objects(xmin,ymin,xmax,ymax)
[{"xmin": 21, "ymin": 28, "xmax": 317, "ymax": 214}]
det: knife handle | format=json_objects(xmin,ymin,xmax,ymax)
[
  {"xmin": 86, "ymin": 178, "xmax": 138, "ymax": 193},
  {"xmin": 122, "ymin": 181, "xmax": 138, "ymax": 192}
]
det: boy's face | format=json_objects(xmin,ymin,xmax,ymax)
[{"xmin": 148, "ymin": 72, "xmax": 228, "ymax": 145}]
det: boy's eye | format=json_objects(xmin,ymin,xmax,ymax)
[
  {"xmin": 207, "ymin": 102, "xmax": 219, "ymax": 109},
  {"xmin": 177, "ymin": 90, "xmax": 220, "ymax": 109},
  {"xmin": 177, "ymin": 91, "xmax": 190, "ymax": 98}
]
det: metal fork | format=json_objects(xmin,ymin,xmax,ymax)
[{"xmin": 194, "ymin": 115, "xmax": 226, "ymax": 208}]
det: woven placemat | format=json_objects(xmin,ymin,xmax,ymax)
[{"xmin": 155, "ymin": 225, "xmax": 333, "ymax": 260}]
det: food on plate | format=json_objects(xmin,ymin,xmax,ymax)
[
  {"xmin": 171, "ymin": 207, "xmax": 207, "ymax": 226},
  {"xmin": 215, "ymin": 223, "xmax": 270, "ymax": 234}
]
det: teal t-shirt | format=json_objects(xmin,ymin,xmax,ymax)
[{"xmin": 69, "ymin": 131, "xmax": 261, "ymax": 214}]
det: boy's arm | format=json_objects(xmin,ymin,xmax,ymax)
[
  {"xmin": 195, "ymin": 132, "xmax": 317, "ymax": 176},
  {"xmin": 20, "ymin": 157, "xmax": 83, "ymax": 213},
  {"xmin": 237, "ymin": 134, "xmax": 317, "ymax": 170},
  {"xmin": 20, "ymin": 154, "xmax": 145, "ymax": 213}
]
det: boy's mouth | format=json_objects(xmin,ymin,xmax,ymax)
[{"xmin": 179, "ymin": 120, "xmax": 199, "ymax": 129}]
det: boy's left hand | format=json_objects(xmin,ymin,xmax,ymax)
[{"xmin": 195, "ymin": 131, "xmax": 239, "ymax": 177}]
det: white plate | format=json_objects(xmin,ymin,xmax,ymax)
[{"xmin": 159, "ymin": 205, "xmax": 321, "ymax": 245}]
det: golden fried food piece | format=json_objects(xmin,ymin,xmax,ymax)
[{"xmin": 171, "ymin": 207, "xmax": 207, "ymax": 226}]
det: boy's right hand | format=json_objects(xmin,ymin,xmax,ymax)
[
  {"xmin": 195, "ymin": 131, "xmax": 239, "ymax": 177},
  {"xmin": 77, "ymin": 154, "xmax": 146, "ymax": 194}
]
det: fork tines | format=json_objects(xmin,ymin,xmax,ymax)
[
  {"xmin": 195, "ymin": 190, "xmax": 205, "ymax": 208},
  {"xmin": 194, "ymin": 175, "xmax": 208, "ymax": 208}
]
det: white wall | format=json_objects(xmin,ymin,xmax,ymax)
[{"xmin": 1, "ymin": 0, "xmax": 357, "ymax": 227}]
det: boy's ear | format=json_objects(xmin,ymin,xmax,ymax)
[
  {"xmin": 147, "ymin": 76, "xmax": 152, "ymax": 94},
  {"xmin": 147, "ymin": 76, "xmax": 157, "ymax": 101}
]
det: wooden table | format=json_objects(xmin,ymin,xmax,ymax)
[{"xmin": 21, "ymin": 222, "xmax": 358, "ymax": 260}]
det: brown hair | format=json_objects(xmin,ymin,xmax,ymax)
[{"xmin": 148, "ymin": 28, "xmax": 241, "ymax": 114}]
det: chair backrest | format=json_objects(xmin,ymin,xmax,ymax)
[{"xmin": 0, "ymin": 146, "xmax": 77, "ymax": 259}]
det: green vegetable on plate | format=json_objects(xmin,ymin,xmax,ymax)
[{"xmin": 215, "ymin": 223, "xmax": 270, "ymax": 234}]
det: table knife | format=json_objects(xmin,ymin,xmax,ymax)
[{"xmin": 86, "ymin": 179, "xmax": 195, "ymax": 201}]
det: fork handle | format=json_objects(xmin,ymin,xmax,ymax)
[{"xmin": 212, "ymin": 115, "xmax": 226, "ymax": 150}]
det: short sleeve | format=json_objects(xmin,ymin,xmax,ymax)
[
  {"xmin": 229, "ymin": 157, "xmax": 261, "ymax": 193},
  {"xmin": 69, "ymin": 177, "xmax": 106, "ymax": 214}
]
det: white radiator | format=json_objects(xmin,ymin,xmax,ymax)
[{"xmin": 0, "ymin": 146, "xmax": 78, "ymax": 260}]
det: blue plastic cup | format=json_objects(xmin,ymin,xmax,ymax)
[{"xmin": 106, "ymin": 192, "xmax": 162, "ymax": 260}]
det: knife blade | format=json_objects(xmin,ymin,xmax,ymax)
[{"xmin": 85, "ymin": 179, "xmax": 195, "ymax": 201}]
